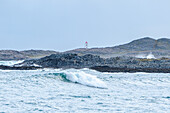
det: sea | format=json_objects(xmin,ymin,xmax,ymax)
[{"xmin": 0, "ymin": 61, "xmax": 169, "ymax": 113}]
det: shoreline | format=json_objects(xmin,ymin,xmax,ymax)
[
  {"xmin": 0, "ymin": 52, "xmax": 170, "ymax": 73},
  {"xmin": 90, "ymin": 66, "xmax": 170, "ymax": 73},
  {"xmin": 0, "ymin": 65, "xmax": 170, "ymax": 73}
]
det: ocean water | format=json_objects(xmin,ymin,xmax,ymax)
[
  {"xmin": 0, "ymin": 62, "xmax": 170, "ymax": 113},
  {"xmin": 0, "ymin": 60, "xmax": 24, "ymax": 66}
]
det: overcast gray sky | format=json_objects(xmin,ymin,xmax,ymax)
[{"xmin": 0, "ymin": 0, "xmax": 170, "ymax": 51}]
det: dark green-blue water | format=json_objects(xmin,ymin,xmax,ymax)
[{"xmin": 0, "ymin": 62, "xmax": 170, "ymax": 113}]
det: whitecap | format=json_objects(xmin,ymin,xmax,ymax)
[{"xmin": 59, "ymin": 69, "xmax": 107, "ymax": 89}]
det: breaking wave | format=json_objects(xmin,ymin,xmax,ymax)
[
  {"xmin": 0, "ymin": 60, "xmax": 24, "ymax": 66},
  {"xmin": 51, "ymin": 69, "xmax": 107, "ymax": 89},
  {"xmin": 0, "ymin": 60, "xmax": 107, "ymax": 88}
]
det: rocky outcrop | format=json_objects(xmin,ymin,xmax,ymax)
[
  {"xmin": 18, "ymin": 54, "xmax": 104, "ymax": 69},
  {"xmin": 91, "ymin": 66, "xmax": 170, "ymax": 73},
  {"xmin": 14, "ymin": 53, "xmax": 170, "ymax": 73},
  {"xmin": 0, "ymin": 65, "xmax": 41, "ymax": 70}
]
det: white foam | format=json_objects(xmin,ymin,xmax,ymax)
[
  {"xmin": 135, "ymin": 54, "xmax": 146, "ymax": 58},
  {"xmin": 135, "ymin": 52, "xmax": 156, "ymax": 59},
  {"xmin": 0, "ymin": 60, "xmax": 24, "ymax": 66},
  {"xmin": 146, "ymin": 52, "xmax": 155, "ymax": 59},
  {"xmin": 61, "ymin": 69, "xmax": 107, "ymax": 88}
]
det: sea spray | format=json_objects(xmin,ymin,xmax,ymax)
[
  {"xmin": 0, "ymin": 60, "xmax": 24, "ymax": 66},
  {"xmin": 32, "ymin": 68, "xmax": 107, "ymax": 88},
  {"xmin": 58, "ymin": 69, "xmax": 107, "ymax": 88}
]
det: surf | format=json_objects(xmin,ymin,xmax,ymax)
[{"xmin": 50, "ymin": 69, "xmax": 107, "ymax": 89}]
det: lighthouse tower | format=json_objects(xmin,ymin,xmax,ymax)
[{"xmin": 85, "ymin": 41, "xmax": 88, "ymax": 49}]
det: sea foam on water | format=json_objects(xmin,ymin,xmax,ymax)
[{"xmin": 60, "ymin": 69, "xmax": 107, "ymax": 88}]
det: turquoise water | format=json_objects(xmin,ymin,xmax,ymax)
[{"xmin": 0, "ymin": 62, "xmax": 170, "ymax": 113}]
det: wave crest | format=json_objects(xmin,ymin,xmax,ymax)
[{"xmin": 52, "ymin": 69, "xmax": 107, "ymax": 89}]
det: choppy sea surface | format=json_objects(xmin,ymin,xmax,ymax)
[{"xmin": 0, "ymin": 61, "xmax": 170, "ymax": 113}]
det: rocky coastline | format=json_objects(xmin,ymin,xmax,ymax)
[
  {"xmin": 0, "ymin": 37, "xmax": 170, "ymax": 73},
  {"xmin": 0, "ymin": 53, "xmax": 170, "ymax": 73}
]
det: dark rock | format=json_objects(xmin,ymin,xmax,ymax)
[
  {"xmin": 17, "ymin": 53, "xmax": 170, "ymax": 73},
  {"xmin": 90, "ymin": 66, "xmax": 170, "ymax": 73},
  {"xmin": 0, "ymin": 65, "xmax": 41, "ymax": 70}
]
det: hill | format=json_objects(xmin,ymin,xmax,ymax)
[
  {"xmin": 65, "ymin": 37, "xmax": 170, "ymax": 58},
  {"xmin": 0, "ymin": 50, "xmax": 58, "ymax": 60},
  {"xmin": 0, "ymin": 37, "xmax": 170, "ymax": 60}
]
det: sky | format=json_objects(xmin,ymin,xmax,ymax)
[{"xmin": 0, "ymin": 0, "xmax": 170, "ymax": 51}]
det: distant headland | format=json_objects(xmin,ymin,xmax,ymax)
[
  {"xmin": 1, "ymin": 37, "xmax": 170, "ymax": 61},
  {"xmin": 0, "ymin": 37, "xmax": 170, "ymax": 73}
]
